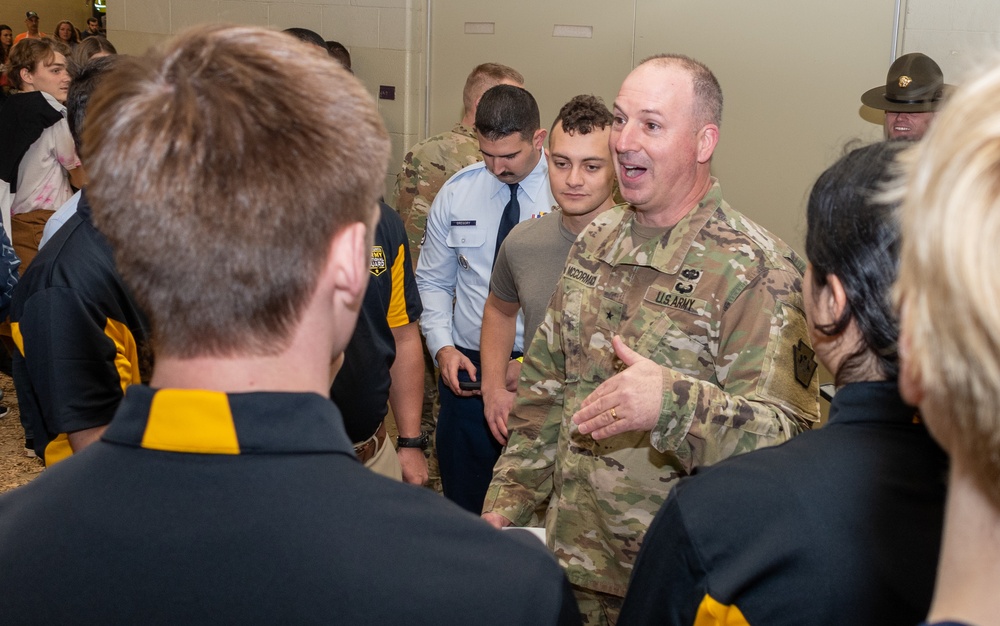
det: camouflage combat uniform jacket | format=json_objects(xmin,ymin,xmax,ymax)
[
  {"xmin": 391, "ymin": 124, "xmax": 481, "ymax": 260},
  {"xmin": 484, "ymin": 180, "xmax": 820, "ymax": 597}
]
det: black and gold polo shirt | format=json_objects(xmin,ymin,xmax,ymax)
[{"xmin": 11, "ymin": 191, "xmax": 151, "ymax": 464}]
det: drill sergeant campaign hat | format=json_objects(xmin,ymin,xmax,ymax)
[{"xmin": 861, "ymin": 53, "xmax": 952, "ymax": 113}]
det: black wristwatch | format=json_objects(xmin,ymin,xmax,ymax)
[{"xmin": 397, "ymin": 432, "xmax": 430, "ymax": 450}]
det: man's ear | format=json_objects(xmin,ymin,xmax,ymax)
[
  {"xmin": 696, "ymin": 124, "xmax": 719, "ymax": 164},
  {"xmin": 19, "ymin": 67, "xmax": 33, "ymax": 89},
  {"xmin": 326, "ymin": 220, "xmax": 370, "ymax": 306},
  {"xmin": 532, "ymin": 128, "xmax": 548, "ymax": 151}
]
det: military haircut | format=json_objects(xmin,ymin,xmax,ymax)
[
  {"xmin": 325, "ymin": 40, "xmax": 351, "ymax": 72},
  {"xmin": 551, "ymin": 94, "xmax": 613, "ymax": 135},
  {"xmin": 639, "ymin": 53, "xmax": 723, "ymax": 128},
  {"xmin": 893, "ymin": 58, "xmax": 1000, "ymax": 511},
  {"xmin": 475, "ymin": 84, "xmax": 540, "ymax": 142},
  {"xmin": 83, "ymin": 24, "xmax": 390, "ymax": 359},
  {"xmin": 7, "ymin": 37, "xmax": 69, "ymax": 90},
  {"xmin": 67, "ymin": 55, "xmax": 117, "ymax": 151},
  {"xmin": 462, "ymin": 62, "xmax": 524, "ymax": 117},
  {"xmin": 806, "ymin": 141, "xmax": 905, "ymax": 385},
  {"xmin": 282, "ymin": 27, "xmax": 326, "ymax": 50}
]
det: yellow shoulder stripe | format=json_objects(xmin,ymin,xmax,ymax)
[
  {"xmin": 10, "ymin": 322, "xmax": 23, "ymax": 355},
  {"xmin": 693, "ymin": 594, "xmax": 750, "ymax": 626},
  {"xmin": 104, "ymin": 318, "xmax": 142, "ymax": 393},
  {"xmin": 141, "ymin": 389, "xmax": 240, "ymax": 455},
  {"xmin": 43, "ymin": 434, "xmax": 73, "ymax": 466},
  {"xmin": 386, "ymin": 242, "xmax": 411, "ymax": 328}
]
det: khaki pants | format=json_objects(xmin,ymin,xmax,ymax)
[
  {"xmin": 11, "ymin": 210, "xmax": 54, "ymax": 275},
  {"xmin": 361, "ymin": 424, "xmax": 402, "ymax": 481}
]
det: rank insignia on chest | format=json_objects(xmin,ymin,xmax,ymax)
[
  {"xmin": 793, "ymin": 339, "xmax": 818, "ymax": 388},
  {"xmin": 370, "ymin": 245, "xmax": 387, "ymax": 276},
  {"xmin": 597, "ymin": 297, "xmax": 624, "ymax": 331}
]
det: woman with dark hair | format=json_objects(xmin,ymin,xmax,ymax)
[
  {"xmin": 1, "ymin": 24, "xmax": 13, "ymax": 94},
  {"xmin": 0, "ymin": 24, "xmax": 12, "ymax": 61},
  {"xmin": 54, "ymin": 20, "xmax": 80, "ymax": 49},
  {"xmin": 619, "ymin": 141, "xmax": 948, "ymax": 626}
]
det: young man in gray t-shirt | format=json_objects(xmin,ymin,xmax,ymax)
[{"xmin": 480, "ymin": 95, "xmax": 617, "ymax": 445}]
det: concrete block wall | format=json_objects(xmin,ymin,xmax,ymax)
[
  {"xmin": 105, "ymin": 0, "xmax": 426, "ymax": 199},
  {"xmin": 902, "ymin": 0, "xmax": 1000, "ymax": 84}
]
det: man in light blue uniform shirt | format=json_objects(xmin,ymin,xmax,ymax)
[{"xmin": 416, "ymin": 84, "xmax": 555, "ymax": 513}]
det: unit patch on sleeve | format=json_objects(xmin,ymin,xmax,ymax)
[
  {"xmin": 793, "ymin": 339, "xmax": 818, "ymax": 388},
  {"xmin": 370, "ymin": 245, "xmax": 387, "ymax": 276}
]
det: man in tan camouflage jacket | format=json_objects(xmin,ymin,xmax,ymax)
[{"xmin": 482, "ymin": 55, "xmax": 820, "ymax": 625}]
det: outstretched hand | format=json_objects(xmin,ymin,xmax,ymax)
[{"xmin": 572, "ymin": 336, "xmax": 664, "ymax": 439}]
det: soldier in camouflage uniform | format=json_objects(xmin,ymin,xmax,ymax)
[
  {"xmin": 482, "ymin": 55, "xmax": 819, "ymax": 625},
  {"xmin": 391, "ymin": 63, "xmax": 524, "ymax": 491}
]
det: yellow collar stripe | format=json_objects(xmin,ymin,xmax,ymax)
[
  {"xmin": 141, "ymin": 389, "xmax": 240, "ymax": 455},
  {"xmin": 694, "ymin": 594, "xmax": 750, "ymax": 626}
]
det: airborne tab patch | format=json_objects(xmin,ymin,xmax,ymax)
[
  {"xmin": 793, "ymin": 339, "xmax": 817, "ymax": 388},
  {"xmin": 370, "ymin": 245, "xmax": 387, "ymax": 276}
]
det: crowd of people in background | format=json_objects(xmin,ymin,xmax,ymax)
[{"xmin": 0, "ymin": 10, "xmax": 998, "ymax": 626}]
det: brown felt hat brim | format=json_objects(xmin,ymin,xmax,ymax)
[{"xmin": 861, "ymin": 84, "xmax": 952, "ymax": 113}]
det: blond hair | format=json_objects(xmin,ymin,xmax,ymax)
[
  {"xmin": 893, "ymin": 57, "xmax": 1000, "ymax": 509},
  {"xmin": 462, "ymin": 63, "xmax": 524, "ymax": 117},
  {"xmin": 84, "ymin": 24, "xmax": 389, "ymax": 358}
]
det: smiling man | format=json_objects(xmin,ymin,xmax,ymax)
[
  {"xmin": 416, "ymin": 84, "xmax": 555, "ymax": 513},
  {"xmin": 482, "ymin": 55, "xmax": 819, "ymax": 625},
  {"xmin": 861, "ymin": 53, "xmax": 951, "ymax": 141},
  {"xmin": 479, "ymin": 94, "xmax": 616, "ymax": 448}
]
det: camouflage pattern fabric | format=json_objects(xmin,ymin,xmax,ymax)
[
  {"xmin": 391, "ymin": 124, "xmax": 481, "ymax": 261},
  {"xmin": 484, "ymin": 180, "xmax": 820, "ymax": 598}
]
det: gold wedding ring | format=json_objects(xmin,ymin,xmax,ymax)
[{"xmin": 610, "ymin": 408, "xmax": 618, "ymax": 420}]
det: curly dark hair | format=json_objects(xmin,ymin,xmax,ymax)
[{"xmin": 552, "ymin": 94, "xmax": 612, "ymax": 135}]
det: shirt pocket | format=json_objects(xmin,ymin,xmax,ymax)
[
  {"xmin": 446, "ymin": 228, "xmax": 487, "ymax": 249},
  {"xmin": 446, "ymin": 228, "xmax": 488, "ymax": 286}
]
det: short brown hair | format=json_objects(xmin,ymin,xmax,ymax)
[
  {"xmin": 552, "ymin": 94, "xmax": 612, "ymax": 135},
  {"xmin": 7, "ymin": 37, "xmax": 69, "ymax": 90},
  {"xmin": 462, "ymin": 63, "xmax": 524, "ymax": 117},
  {"xmin": 83, "ymin": 24, "xmax": 390, "ymax": 358},
  {"xmin": 640, "ymin": 53, "xmax": 723, "ymax": 127}
]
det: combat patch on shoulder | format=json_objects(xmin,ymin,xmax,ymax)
[
  {"xmin": 564, "ymin": 264, "xmax": 598, "ymax": 287},
  {"xmin": 370, "ymin": 245, "xmax": 387, "ymax": 276},
  {"xmin": 644, "ymin": 285, "xmax": 706, "ymax": 314},
  {"xmin": 793, "ymin": 339, "xmax": 818, "ymax": 388}
]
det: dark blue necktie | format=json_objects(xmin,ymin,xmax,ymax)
[{"xmin": 495, "ymin": 183, "xmax": 520, "ymax": 261}]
